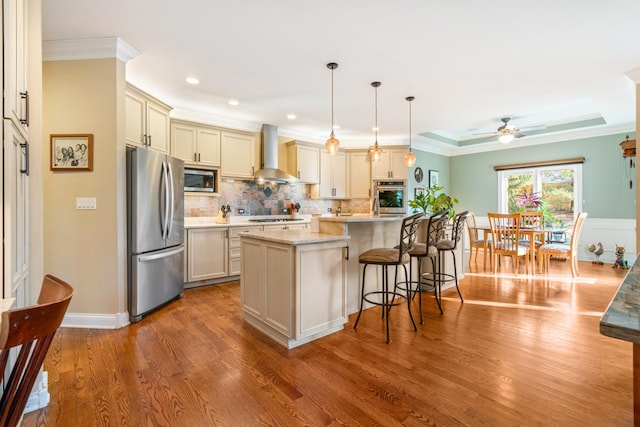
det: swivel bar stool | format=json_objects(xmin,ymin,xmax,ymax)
[
  {"xmin": 423, "ymin": 211, "xmax": 470, "ymax": 311},
  {"xmin": 353, "ymin": 212, "xmax": 423, "ymax": 343},
  {"xmin": 394, "ymin": 210, "xmax": 448, "ymax": 324}
]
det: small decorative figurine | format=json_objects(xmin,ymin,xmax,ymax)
[
  {"xmin": 612, "ymin": 244, "xmax": 629, "ymax": 269},
  {"xmin": 588, "ymin": 242, "xmax": 604, "ymax": 265}
]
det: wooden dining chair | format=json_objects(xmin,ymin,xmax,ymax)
[
  {"xmin": 518, "ymin": 211, "xmax": 544, "ymax": 256},
  {"xmin": 488, "ymin": 212, "xmax": 530, "ymax": 275},
  {"xmin": 0, "ymin": 275, "xmax": 74, "ymax": 426},
  {"xmin": 538, "ymin": 212, "xmax": 588, "ymax": 277},
  {"xmin": 467, "ymin": 212, "xmax": 491, "ymax": 269}
]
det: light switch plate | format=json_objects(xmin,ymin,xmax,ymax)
[{"xmin": 76, "ymin": 197, "xmax": 97, "ymax": 210}]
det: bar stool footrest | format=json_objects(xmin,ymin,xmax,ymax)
[{"xmin": 363, "ymin": 290, "xmax": 407, "ymax": 307}]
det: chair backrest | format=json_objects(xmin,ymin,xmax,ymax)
[
  {"xmin": 569, "ymin": 212, "xmax": 588, "ymax": 253},
  {"xmin": 398, "ymin": 213, "xmax": 425, "ymax": 259},
  {"xmin": 519, "ymin": 211, "xmax": 543, "ymax": 229},
  {"xmin": 466, "ymin": 212, "xmax": 479, "ymax": 242},
  {"xmin": 425, "ymin": 210, "xmax": 449, "ymax": 252},
  {"xmin": 0, "ymin": 275, "xmax": 73, "ymax": 426},
  {"xmin": 448, "ymin": 210, "xmax": 471, "ymax": 250},
  {"xmin": 488, "ymin": 212, "xmax": 522, "ymax": 254}
]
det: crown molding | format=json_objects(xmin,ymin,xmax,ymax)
[{"xmin": 43, "ymin": 37, "xmax": 140, "ymax": 63}]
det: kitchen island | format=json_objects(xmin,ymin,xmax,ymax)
[{"xmin": 240, "ymin": 229, "xmax": 349, "ymax": 349}]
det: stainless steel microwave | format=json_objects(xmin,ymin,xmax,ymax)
[{"xmin": 184, "ymin": 168, "xmax": 216, "ymax": 193}]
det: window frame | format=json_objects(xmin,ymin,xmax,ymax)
[{"xmin": 497, "ymin": 163, "xmax": 583, "ymax": 223}]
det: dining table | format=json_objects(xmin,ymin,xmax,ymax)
[{"xmin": 478, "ymin": 226, "xmax": 548, "ymax": 275}]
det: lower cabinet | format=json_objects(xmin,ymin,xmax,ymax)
[
  {"xmin": 240, "ymin": 237, "xmax": 348, "ymax": 348},
  {"xmin": 228, "ymin": 226, "xmax": 261, "ymax": 275},
  {"xmin": 186, "ymin": 228, "xmax": 228, "ymax": 282}
]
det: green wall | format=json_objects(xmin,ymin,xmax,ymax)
[
  {"xmin": 448, "ymin": 132, "xmax": 636, "ymax": 219},
  {"xmin": 407, "ymin": 150, "xmax": 451, "ymax": 208}
]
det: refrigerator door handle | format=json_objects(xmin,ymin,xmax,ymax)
[
  {"xmin": 161, "ymin": 160, "xmax": 170, "ymax": 240},
  {"xmin": 167, "ymin": 160, "xmax": 175, "ymax": 237},
  {"xmin": 137, "ymin": 246, "xmax": 184, "ymax": 263}
]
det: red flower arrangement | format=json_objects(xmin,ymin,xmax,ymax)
[{"xmin": 514, "ymin": 190, "xmax": 542, "ymax": 207}]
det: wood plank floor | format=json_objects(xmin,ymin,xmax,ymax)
[{"xmin": 23, "ymin": 257, "xmax": 633, "ymax": 426}]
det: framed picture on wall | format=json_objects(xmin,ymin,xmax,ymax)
[
  {"xmin": 50, "ymin": 134, "xmax": 93, "ymax": 171},
  {"xmin": 428, "ymin": 169, "xmax": 439, "ymax": 188}
]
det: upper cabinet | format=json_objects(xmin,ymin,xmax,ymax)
[
  {"xmin": 125, "ymin": 83, "xmax": 172, "ymax": 154},
  {"xmin": 286, "ymin": 142, "xmax": 319, "ymax": 183},
  {"xmin": 371, "ymin": 147, "xmax": 409, "ymax": 180},
  {"xmin": 171, "ymin": 120, "xmax": 221, "ymax": 167},
  {"xmin": 221, "ymin": 130, "xmax": 256, "ymax": 179},
  {"xmin": 347, "ymin": 150, "xmax": 371, "ymax": 199},
  {"xmin": 316, "ymin": 150, "xmax": 346, "ymax": 199},
  {"xmin": 3, "ymin": 0, "xmax": 29, "ymax": 139}
]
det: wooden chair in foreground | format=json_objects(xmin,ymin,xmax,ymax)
[
  {"xmin": 538, "ymin": 212, "xmax": 588, "ymax": 277},
  {"xmin": 467, "ymin": 212, "xmax": 491, "ymax": 269},
  {"xmin": 488, "ymin": 212, "xmax": 530, "ymax": 275},
  {"xmin": 0, "ymin": 275, "xmax": 74, "ymax": 426}
]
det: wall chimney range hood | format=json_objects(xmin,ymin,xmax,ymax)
[{"xmin": 254, "ymin": 124, "xmax": 299, "ymax": 184}]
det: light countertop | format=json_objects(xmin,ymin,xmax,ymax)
[
  {"xmin": 317, "ymin": 214, "xmax": 405, "ymax": 223},
  {"xmin": 185, "ymin": 215, "xmax": 311, "ymax": 229},
  {"xmin": 240, "ymin": 229, "xmax": 350, "ymax": 245},
  {"xmin": 600, "ymin": 255, "xmax": 640, "ymax": 343}
]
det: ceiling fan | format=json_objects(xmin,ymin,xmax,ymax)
[{"xmin": 474, "ymin": 117, "xmax": 546, "ymax": 144}]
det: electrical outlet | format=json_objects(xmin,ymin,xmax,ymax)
[
  {"xmin": 237, "ymin": 208, "xmax": 245, "ymax": 214},
  {"xmin": 282, "ymin": 208, "xmax": 288, "ymax": 214},
  {"xmin": 327, "ymin": 207, "xmax": 332, "ymax": 213}
]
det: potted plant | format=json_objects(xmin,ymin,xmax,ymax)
[
  {"xmin": 514, "ymin": 189, "xmax": 543, "ymax": 211},
  {"xmin": 409, "ymin": 184, "xmax": 458, "ymax": 217}
]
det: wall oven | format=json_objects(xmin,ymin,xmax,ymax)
[
  {"xmin": 375, "ymin": 180, "xmax": 407, "ymax": 215},
  {"xmin": 184, "ymin": 168, "xmax": 216, "ymax": 193}
]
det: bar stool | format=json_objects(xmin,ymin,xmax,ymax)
[
  {"xmin": 353, "ymin": 212, "xmax": 423, "ymax": 343},
  {"xmin": 395, "ymin": 210, "xmax": 449, "ymax": 323},
  {"xmin": 423, "ymin": 211, "xmax": 470, "ymax": 310}
]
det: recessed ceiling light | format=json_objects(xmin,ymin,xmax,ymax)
[
  {"xmin": 372, "ymin": 126, "xmax": 379, "ymax": 132},
  {"xmin": 333, "ymin": 125, "xmax": 340, "ymax": 130},
  {"xmin": 287, "ymin": 114, "xmax": 296, "ymax": 120},
  {"xmin": 185, "ymin": 77, "xmax": 199, "ymax": 85},
  {"xmin": 228, "ymin": 99, "xmax": 239, "ymax": 106}
]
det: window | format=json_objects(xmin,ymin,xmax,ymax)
[{"xmin": 497, "ymin": 164, "xmax": 582, "ymax": 227}]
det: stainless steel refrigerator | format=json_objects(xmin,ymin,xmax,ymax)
[{"xmin": 127, "ymin": 146, "xmax": 185, "ymax": 322}]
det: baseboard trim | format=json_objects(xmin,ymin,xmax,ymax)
[{"xmin": 62, "ymin": 311, "xmax": 130, "ymax": 329}]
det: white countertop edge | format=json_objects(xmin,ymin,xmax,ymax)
[
  {"xmin": 185, "ymin": 216, "xmax": 311, "ymax": 228},
  {"xmin": 240, "ymin": 230, "xmax": 350, "ymax": 245}
]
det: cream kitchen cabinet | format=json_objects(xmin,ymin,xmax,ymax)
[
  {"xmin": 286, "ymin": 142, "xmax": 319, "ymax": 183},
  {"xmin": 221, "ymin": 131, "xmax": 256, "ymax": 179},
  {"xmin": 262, "ymin": 223, "xmax": 308, "ymax": 231},
  {"xmin": 186, "ymin": 228, "xmax": 228, "ymax": 282},
  {"xmin": 315, "ymin": 150, "xmax": 346, "ymax": 199},
  {"xmin": 125, "ymin": 84, "xmax": 172, "ymax": 154},
  {"xmin": 3, "ymin": 0, "xmax": 29, "ymax": 140},
  {"xmin": 347, "ymin": 150, "xmax": 371, "ymax": 199},
  {"xmin": 371, "ymin": 147, "xmax": 409, "ymax": 180},
  {"xmin": 171, "ymin": 120, "xmax": 221, "ymax": 167},
  {"xmin": 228, "ymin": 226, "xmax": 262, "ymax": 276}
]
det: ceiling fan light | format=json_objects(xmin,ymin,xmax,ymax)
[
  {"xmin": 404, "ymin": 150, "xmax": 416, "ymax": 167},
  {"xmin": 499, "ymin": 133, "xmax": 515, "ymax": 144},
  {"xmin": 326, "ymin": 132, "xmax": 340, "ymax": 155}
]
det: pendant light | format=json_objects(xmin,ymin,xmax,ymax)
[
  {"xmin": 370, "ymin": 81, "xmax": 383, "ymax": 162},
  {"xmin": 325, "ymin": 62, "xmax": 340, "ymax": 155},
  {"xmin": 404, "ymin": 96, "xmax": 417, "ymax": 167}
]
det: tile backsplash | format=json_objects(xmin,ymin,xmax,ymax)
[{"xmin": 185, "ymin": 179, "xmax": 371, "ymax": 217}]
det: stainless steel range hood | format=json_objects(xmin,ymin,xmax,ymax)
[{"xmin": 254, "ymin": 124, "xmax": 299, "ymax": 184}]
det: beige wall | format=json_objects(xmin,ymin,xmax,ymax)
[{"xmin": 42, "ymin": 58, "xmax": 126, "ymax": 315}]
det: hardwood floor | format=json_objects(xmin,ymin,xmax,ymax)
[{"xmin": 23, "ymin": 257, "xmax": 633, "ymax": 426}]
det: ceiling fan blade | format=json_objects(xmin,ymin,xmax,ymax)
[
  {"xmin": 514, "ymin": 132, "xmax": 526, "ymax": 139},
  {"xmin": 517, "ymin": 124, "xmax": 546, "ymax": 132}
]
